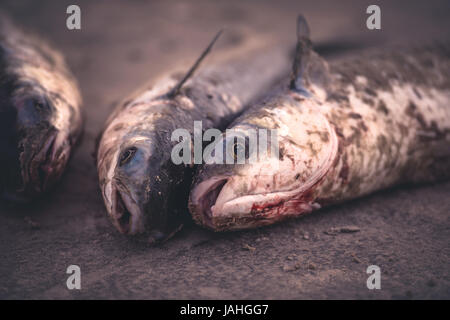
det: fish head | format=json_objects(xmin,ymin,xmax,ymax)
[
  {"xmin": 189, "ymin": 99, "xmax": 339, "ymax": 230},
  {"xmin": 1, "ymin": 88, "xmax": 75, "ymax": 201},
  {"xmin": 0, "ymin": 14, "xmax": 84, "ymax": 202},
  {"xmin": 99, "ymin": 108, "xmax": 187, "ymax": 242}
]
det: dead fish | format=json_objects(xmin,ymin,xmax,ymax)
[
  {"xmin": 188, "ymin": 16, "xmax": 450, "ymax": 231},
  {"xmin": 96, "ymin": 31, "xmax": 292, "ymax": 242},
  {"xmin": 0, "ymin": 14, "xmax": 83, "ymax": 202}
]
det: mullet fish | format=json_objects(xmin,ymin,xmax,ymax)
[
  {"xmin": 189, "ymin": 16, "xmax": 450, "ymax": 231},
  {"xmin": 0, "ymin": 14, "xmax": 83, "ymax": 202},
  {"xmin": 96, "ymin": 32, "xmax": 292, "ymax": 241}
]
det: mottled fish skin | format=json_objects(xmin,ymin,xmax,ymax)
[
  {"xmin": 96, "ymin": 35, "xmax": 291, "ymax": 241},
  {"xmin": 0, "ymin": 14, "xmax": 83, "ymax": 201},
  {"xmin": 189, "ymin": 19, "xmax": 450, "ymax": 231}
]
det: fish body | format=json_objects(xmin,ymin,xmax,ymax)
[
  {"xmin": 189, "ymin": 17, "xmax": 450, "ymax": 231},
  {"xmin": 0, "ymin": 15, "xmax": 83, "ymax": 201},
  {"xmin": 96, "ymin": 34, "xmax": 291, "ymax": 240}
]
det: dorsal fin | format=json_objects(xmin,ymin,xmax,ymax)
[
  {"xmin": 289, "ymin": 15, "xmax": 313, "ymax": 91},
  {"xmin": 167, "ymin": 30, "xmax": 223, "ymax": 98}
]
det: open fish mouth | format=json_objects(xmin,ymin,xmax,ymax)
[
  {"xmin": 23, "ymin": 130, "xmax": 70, "ymax": 194},
  {"xmin": 190, "ymin": 176, "xmax": 314, "ymax": 230},
  {"xmin": 110, "ymin": 184, "xmax": 182, "ymax": 243},
  {"xmin": 111, "ymin": 184, "xmax": 145, "ymax": 235},
  {"xmin": 111, "ymin": 187, "xmax": 183, "ymax": 243},
  {"xmin": 191, "ymin": 177, "xmax": 229, "ymax": 228}
]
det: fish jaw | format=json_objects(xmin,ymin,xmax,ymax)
[
  {"xmin": 109, "ymin": 178, "xmax": 185, "ymax": 242},
  {"xmin": 110, "ymin": 182, "xmax": 145, "ymax": 235},
  {"xmin": 1, "ymin": 127, "xmax": 70, "ymax": 201},
  {"xmin": 36, "ymin": 130, "xmax": 72, "ymax": 192},
  {"xmin": 9, "ymin": 127, "xmax": 71, "ymax": 200},
  {"xmin": 189, "ymin": 176, "xmax": 229, "ymax": 229},
  {"xmin": 189, "ymin": 175, "xmax": 319, "ymax": 231}
]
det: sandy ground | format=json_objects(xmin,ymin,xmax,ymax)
[{"xmin": 0, "ymin": 0, "xmax": 449, "ymax": 299}]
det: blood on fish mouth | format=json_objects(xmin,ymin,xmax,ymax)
[{"xmin": 190, "ymin": 173, "xmax": 324, "ymax": 230}]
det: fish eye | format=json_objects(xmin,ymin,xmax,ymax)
[
  {"xmin": 231, "ymin": 140, "xmax": 247, "ymax": 160},
  {"xmin": 35, "ymin": 101, "xmax": 46, "ymax": 111},
  {"xmin": 119, "ymin": 147, "xmax": 138, "ymax": 166},
  {"xmin": 17, "ymin": 97, "xmax": 50, "ymax": 126},
  {"xmin": 29, "ymin": 97, "xmax": 50, "ymax": 112}
]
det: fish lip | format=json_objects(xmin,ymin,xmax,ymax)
[
  {"xmin": 189, "ymin": 175, "xmax": 299, "ymax": 222},
  {"xmin": 217, "ymin": 189, "xmax": 300, "ymax": 215},
  {"xmin": 111, "ymin": 182, "xmax": 145, "ymax": 235},
  {"xmin": 26, "ymin": 131, "xmax": 60, "ymax": 193},
  {"xmin": 192, "ymin": 181, "xmax": 314, "ymax": 231},
  {"xmin": 189, "ymin": 176, "xmax": 229, "ymax": 228}
]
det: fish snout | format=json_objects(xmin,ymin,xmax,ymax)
[
  {"xmin": 109, "ymin": 152, "xmax": 185, "ymax": 242},
  {"xmin": 111, "ymin": 186, "xmax": 145, "ymax": 235},
  {"xmin": 110, "ymin": 185, "xmax": 182, "ymax": 243},
  {"xmin": 27, "ymin": 130, "xmax": 69, "ymax": 194},
  {"xmin": 42, "ymin": 133, "xmax": 71, "ymax": 190}
]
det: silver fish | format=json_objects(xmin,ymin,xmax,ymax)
[
  {"xmin": 0, "ymin": 14, "xmax": 83, "ymax": 202},
  {"xmin": 96, "ymin": 31, "xmax": 291, "ymax": 241},
  {"xmin": 189, "ymin": 16, "xmax": 450, "ymax": 231}
]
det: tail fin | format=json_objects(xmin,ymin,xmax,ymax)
[
  {"xmin": 289, "ymin": 15, "xmax": 313, "ymax": 91},
  {"xmin": 167, "ymin": 30, "xmax": 223, "ymax": 98}
]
